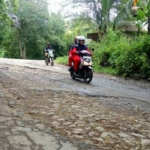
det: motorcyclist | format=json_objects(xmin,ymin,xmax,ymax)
[
  {"xmin": 44, "ymin": 42, "xmax": 53, "ymax": 53},
  {"xmin": 44, "ymin": 42, "xmax": 53, "ymax": 59},
  {"xmin": 71, "ymin": 35, "xmax": 91, "ymax": 76},
  {"xmin": 68, "ymin": 36, "xmax": 78, "ymax": 71}
]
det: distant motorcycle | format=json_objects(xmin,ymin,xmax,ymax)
[
  {"xmin": 69, "ymin": 50, "xmax": 93, "ymax": 83},
  {"xmin": 45, "ymin": 49, "xmax": 54, "ymax": 66}
]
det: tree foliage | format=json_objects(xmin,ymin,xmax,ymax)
[
  {"xmin": 67, "ymin": 15, "xmax": 96, "ymax": 35},
  {"xmin": 72, "ymin": 0, "xmax": 119, "ymax": 35},
  {"xmin": 1, "ymin": 0, "xmax": 67, "ymax": 59},
  {"xmin": 91, "ymin": 30, "xmax": 150, "ymax": 79},
  {"xmin": 0, "ymin": 0, "xmax": 18, "ymax": 22},
  {"xmin": 115, "ymin": 0, "xmax": 150, "ymax": 33},
  {"xmin": 0, "ymin": 0, "xmax": 18, "ymax": 57}
]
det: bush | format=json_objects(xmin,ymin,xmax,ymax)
[{"xmin": 90, "ymin": 30, "xmax": 150, "ymax": 80}]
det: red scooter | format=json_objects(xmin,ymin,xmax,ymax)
[{"xmin": 69, "ymin": 50, "xmax": 93, "ymax": 83}]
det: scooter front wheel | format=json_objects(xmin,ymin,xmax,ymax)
[
  {"xmin": 51, "ymin": 57, "xmax": 54, "ymax": 66},
  {"xmin": 84, "ymin": 69, "xmax": 93, "ymax": 83}
]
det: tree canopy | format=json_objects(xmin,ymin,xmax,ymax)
[{"xmin": 1, "ymin": 0, "xmax": 67, "ymax": 59}]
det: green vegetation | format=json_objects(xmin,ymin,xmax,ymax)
[
  {"xmin": 56, "ymin": 56, "xmax": 68, "ymax": 65},
  {"xmin": 91, "ymin": 30, "xmax": 150, "ymax": 79},
  {"xmin": 0, "ymin": 0, "xmax": 68, "ymax": 59},
  {"xmin": 56, "ymin": 30, "xmax": 150, "ymax": 79}
]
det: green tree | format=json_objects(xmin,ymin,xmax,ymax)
[
  {"xmin": 0, "ymin": 0, "xmax": 18, "ymax": 22},
  {"xmin": 71, "ymin": 0, "xmax": 129, "ymax": 38},
  {"xmin": 0, "ymin": 0, "xmax": 18, "ymax": 57},
  {"xmin": 14, "ymin": 0, "xmax": 49, "ymax": 58},
  {"xmin": 3, "ymin": 0, "xmax": 66, "ymax": 59},
  {"xmin": 67, "ymin": 15, "xmax": 96, "ymax": 36},
  {"xmin": 41, "ymin": 12, "xmax": 67, "ymax": 58}
]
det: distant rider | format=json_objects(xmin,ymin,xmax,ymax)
[
  {"xmin": 44, "ymin": 42, "xmax": 53, "ymax": 59},
  {"xmin": 44, "ymin": 42, "xmax": 53, "ymax": 53}
]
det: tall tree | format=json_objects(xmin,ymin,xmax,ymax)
[
  {"xmin": 0, "ymin": 0, "xmax": 18, "ymax": 22},
  {"xmin": 14, "ymin": 0, "xmax": 49, "ymax": 58},
  {"xmin": 67, "ymin": 15, "xmax": 96, "ymax": 36},
  {"xmin": 71, "ymin": 0, "xmax": 127, "ymax": 38},
  {"xmin": 3, "ymin": 0, "xmax": 67, "ymax": 59},
  {"xmin": 46, "ymin": 12, "xmax": 66, "ymax": 57},
  {"xmin": 0, "ymin": 0, "xmax": 18, "ymax": 57}
]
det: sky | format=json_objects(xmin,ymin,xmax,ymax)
[
  {"xmin": 48, "ymin": 0, "xmax": 70, "ymax": 14},
  {"xmin": 48, "ymin": 0, "xmax": 63, "ymax": 13},
  {"xmin": 47, "ymin": 0, "xmax": 86, "ymax": 19}
]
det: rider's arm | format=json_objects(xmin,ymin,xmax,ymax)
[
  {"xmin": 86, "ymin": 48, "xmax": 91, "ymax": 53},
  {"xmin": 86, "ymin": 47, "xmax": 93, "ymax": 56},
  {"xmin": 72, "ymin": 47, "xmax": 78, "ymax": 55}
]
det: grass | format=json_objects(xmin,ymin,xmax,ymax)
[
  {"xmin": 93, "ymin": 65, "xmax": 118, "ymax": 75},
  {"xmin": 55, "ymin": 56, "xmax": 68, "ymax": 65},
  {"xmin": 0, "ymin": 50, "xmax": 5, "ymax": 58}
]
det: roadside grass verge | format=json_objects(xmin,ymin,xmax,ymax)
[
  {"xmin": 55, "ymin": 56, "xmax": 68, "ymax": 65},
  {"xmin": 93, "ymin": 65, "xmax": 118, "ymax": 75},
  {"xmin": 0, "ymin": 50, "xmax": 5, "ymax": 58},
  {"xmin": 56, "ymin": 56, "xmax": 118, "ymax": 75}
]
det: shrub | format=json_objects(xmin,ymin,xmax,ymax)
[{"xmin": 90, "ymin": 30, "xmax": 150, "ymax": 80}]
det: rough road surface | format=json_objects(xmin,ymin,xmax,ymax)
[{"xmin": 0, "ymin": 58, "xmax": 150, "ymax": 150}]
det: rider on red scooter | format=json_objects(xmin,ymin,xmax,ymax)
[{"xmin": 71, "ymin": 35, "xmax": 91, "ymax": 76}]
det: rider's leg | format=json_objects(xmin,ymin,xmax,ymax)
[
  {"xmin": 68, "ymin": 56, "xmax": 73, "ymax": 67},
  {"xmin": 68, "ymin": 50, "xmax": 73, "ymax": 71},
  {"xmin": 73, "ymin": 55, "xmax": 80, "ymax": 75}
]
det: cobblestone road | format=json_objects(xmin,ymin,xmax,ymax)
[{"xmin": 0, "ymin": 59, "xmax": 150, "ymax": 150}]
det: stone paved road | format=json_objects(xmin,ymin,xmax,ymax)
[
  {"xmin": 0, "ymin": 58, "xmax": 150, "ymax": 112},
  {"xmin": 0, "ymin": 67, "xmax": 78, "ymax": 150},
  {"xmin": 0, "ymin": 59, "xmax": 150, "ymax": 150}
]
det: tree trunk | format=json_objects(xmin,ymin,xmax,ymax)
[
  {"xmin": 148, "ymin": 17, "xmax": 150, "ymax": 35},
  {"xmin": 22, "ymin": 44, "xmax": 26, "ymax": 59},
  {"xmin": 18, "ymin": 39, "xmax": 23, "ymax": 59},
  {"xmin": 16, "ymin": 30, "xmax": 23, "ymax": 59}
]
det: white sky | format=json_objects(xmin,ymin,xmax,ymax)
[
  {"xmin": 48, "ymin": 0, "xmax": 66, "ymax": 13},
  {"xmin": 47, "ymin": 0, "xmax": 86, "ymax": 19},
  {"xmin": 47, "ymin": 0, "xmax": 63, "ymax": 13}
]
